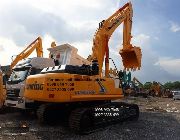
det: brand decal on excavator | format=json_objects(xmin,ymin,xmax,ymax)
[
  {"xmin": 96, "ymin": 79, "xmax": 106, "ymax": 94},
  {"xmin": 107, "ymin": 16, "xmax": 124, "ymax": 30},
  {"xmin": 26, "ymin": 81, "xmax": 44, "ymax": 90}
]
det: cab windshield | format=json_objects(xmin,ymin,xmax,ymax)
[{"xmin": 8, "ymin": 68, "xmax": 29, "ymax": 84}]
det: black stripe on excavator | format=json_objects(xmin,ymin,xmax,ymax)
[{"xmin": 41, "ymin": 64, "xmax": 99, "ymax": 76}]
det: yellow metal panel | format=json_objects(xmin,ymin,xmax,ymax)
[{"xmin": 71, "ymin": 94, "xmax": 124, "ymax": 102}]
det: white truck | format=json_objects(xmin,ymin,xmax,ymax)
[
  {"xmin": 5, "ymin": 57, "xmax": 55, "ymax": 109},
  {"xmin": 172, "ymin": 90, "xmax": 180, "ymax": 100}
]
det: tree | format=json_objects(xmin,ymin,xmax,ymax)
[
  {"xmin": 163, "ymin": 82, "xmax": 172, "ymax": 89},
  {"xmin": 163, "ymin": 81, "xmax": 180, "ymax": 90},
  {"xmin": 143, "ymin": 82, "xmax": 152, "ymax": 89},
  {"xmin": 172, "ymin": 81, "xmax": 180, "ymax": 89}
]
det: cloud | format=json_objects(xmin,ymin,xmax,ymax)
[
  {"xmin": 99, "ymin": 31, "xmax": 180, "ymax": 83},
  {"xmin": 70, "ymin": 40, "xmax": 92, "ymax": 59},
  {"xmin": 155, "ymin": 57, "xmax": 180, "ymax": 77},
  {"xmin": 0, "ymin": 45, "xmax": 5, "ymax": 51},
  {"xmin": 23, "ymin": 0, "xmax": 119, "ymax": 19},
  {"xmin": 130, "ymin": 33, "xmax": 179, "ymax": 83},
  {"xmin": 0, "ymin": 34, "xmax": 56, "ymax": 66},
  {"xmin": 170, "ymin": 22, "xmax": 180, "ymax": 32},
  {"xmin": 0, "ymin": 0, "xmax": 123, "ymax": 47},
  {"xmin": 0, "ymin": 36, "xmax": 23, "ymax": 65},
  {"xmin": 0, "ymin": 3, "xmax": 71, "ymax": 46},
  {"xmin": 0, "ymin": 0, "xmax": 119, "ymax": 67},
  {"xmin": 42, "ymin": 34, "xmax": 56, "ymax": 58},
  {"xmin": 132, "ymin": 50, "xmax": 172, "ymax": 83},
  {"xmin": 132, "ymin": 34, "xmax": 150, "ymax": 47},
  {"xmin": 0, "ymin": 0, "xmax": 179, "ymax": 83},
  {"xmin": 154, "ymin": 37, "xmax": 159, "ymax": 40}
]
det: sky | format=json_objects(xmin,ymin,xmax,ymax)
[{"xmin": 0, "ymin": 0, "xmax": 180, "ymax": 83}]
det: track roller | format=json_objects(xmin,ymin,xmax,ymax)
[{"xmin": 36, "ymin": 104, "xmax": 48, "ymax": 123}]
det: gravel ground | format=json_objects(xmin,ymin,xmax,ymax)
[{"xmin": 0, "ymin": 97, "xmax": 179, "ymax": 140}]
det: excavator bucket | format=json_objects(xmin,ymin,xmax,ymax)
[{"xmin": 120, "ymin": 46, "xmax": 142, "ymax": 70}]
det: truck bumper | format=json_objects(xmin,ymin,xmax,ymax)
[{"xmin": 5, "ymin": 98, "xmax": 25, "ymax": 109}]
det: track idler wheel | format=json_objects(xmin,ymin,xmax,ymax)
[{"xmin": 128, "ymin": 104, "xmax": 139, "ymax": 121}]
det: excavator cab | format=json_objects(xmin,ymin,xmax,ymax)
[{"xmin": 120, "ymin": 45, "xmax": 142, "ymax": 70}]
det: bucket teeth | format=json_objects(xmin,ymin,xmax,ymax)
[{"xmin": 120, "ymin": 46, "xmax": 142, "ymax": 70}]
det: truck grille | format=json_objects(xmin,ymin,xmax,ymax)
[{"xmin": 6, "ymin": 89, "xmax": 20, "ymax": 99}]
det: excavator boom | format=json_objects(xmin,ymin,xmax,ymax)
[
  {"xmin": 133, "ymin": 77, "xmax": 143, "ymax": 86},
  {"xmin": 10, "ymin": 37, "xmax": 43, "ymax": 69},
  {"xmin": 90, "ymin": 2, "xmax": 142, "ymax": 76}
]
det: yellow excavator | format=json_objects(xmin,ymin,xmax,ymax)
[
  {"xmin": 133, "ymin": 77, "xmax": 143, "ymax": 87},
  {"xmin": 0, "ymin": 37, "xmax": 43, "ymax": 111},
  {"xmin": 149, "ymin": 81, "xmax": 162, "ymax": 97},
  {"xmin": 0, "ymin": 69, "xmax": 6, "ymax": 110},
  {"xmin": 24, "ymin": 2, "xmax": 142, "ymax": 134},
  {"xmin": 131, "ymin": 77, "xmax": 147, "ymax": 97}
]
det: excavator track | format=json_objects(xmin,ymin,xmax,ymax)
[
  {"xmin": 69, "ymin": 108, "xmax": 95, "ymax": 134},
  {"xmin": 36, "ymin": 102, "xmax": 139, "ymax": 134},
  {"xmin": 37, "ymin": 104, "xmax": 48, "ymax": 123},
  {"xmin": 37, "ymin": 104, "xmax": 61, "ymax": 124},
  {"xmin": 69, "ymin": 102, "xmax": 139, "ymax": 134}
]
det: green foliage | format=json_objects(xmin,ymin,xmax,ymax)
[
  {"xmin": 173, "ymin": 81, "xmax": 180, "ymax": 89},
  {"xmin": 163, "ymin": 81, "xmax": 180, "ymax": 90},
  {"xmin": 163, "ymin": 82, "xmax": 173, "ymax": 89},
  {"xmin": 138, "ymin": 84, "xmax": 144, "ymax": 88},
  {"xmin": 141, "ymin": 81, "xmax": 180, "ymax": 90},
  {"xmin": 143, "ymin": 82, "xmax": 152, "ymax": 89}
]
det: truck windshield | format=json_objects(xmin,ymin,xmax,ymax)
[
  {"xmin": 174, "ymin": 91, "xmax": 180, "ymax": 95},
  {"xmin": 8, "ymin": 69, "xmax": 29, "ymax": 84}
]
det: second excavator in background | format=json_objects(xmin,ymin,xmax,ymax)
[
  {"xmin": 24, "ymin": 2, "xmax": 142, "ymax": 134},
  {"xmin": 0, "ymin": 37, "xmax": 43, "ymax": 111},
  {"xmin": 4, "ymin": 37, "xmax": 55, "ymax": 110},
  {"xmin": 148, "ymin": 81, "xmax": 173, "ymax": 98},
  {"xmin": 123, "ymin": 76, "xmax": 147, "ymax": 97}
]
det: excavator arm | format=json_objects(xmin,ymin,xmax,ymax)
[
  {"xmin": 10, "ymin": 37, "xmax": 43, "ymax": 69},
  {"xmin": 133, "ymin": 77, "xmax": 143, "ymax": 86},
  {"xmin": 90, "ymin": 2, "xmax": 142, "ymax": 77}
]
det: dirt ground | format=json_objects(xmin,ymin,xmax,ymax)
[{"xmin": 0, "ymin": 97, "xmax": 179, "ymax": 140}]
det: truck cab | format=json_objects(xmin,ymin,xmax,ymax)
[
  {"xmin": 172, "ymin": 90, "xmax": 180, "ymax": 100},
  {"xmin": 5, "ymin": 57, "xmax": 55, "ymax": 109}
]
